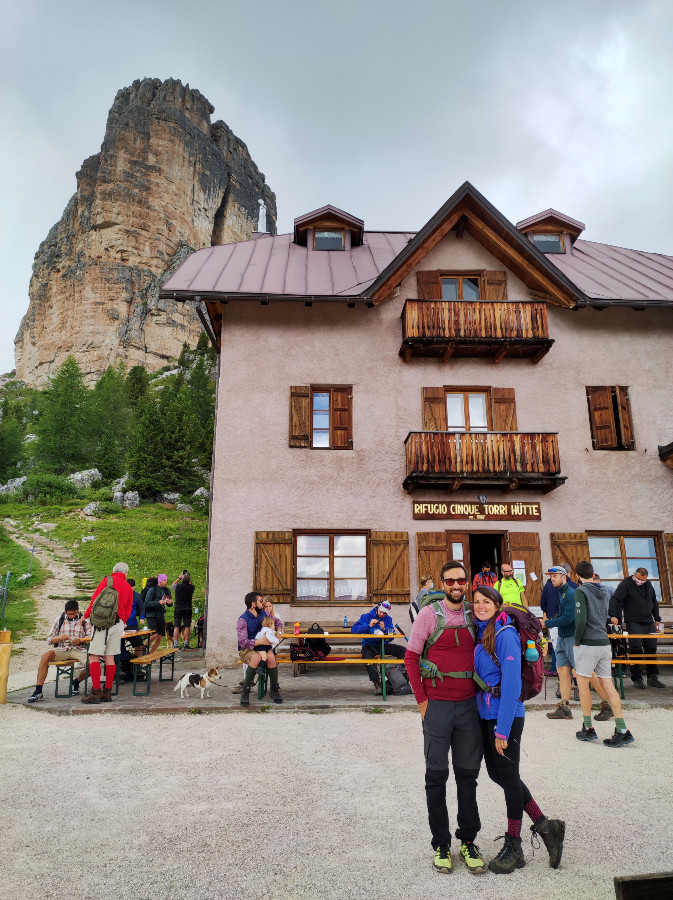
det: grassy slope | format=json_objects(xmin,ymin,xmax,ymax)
[
  {"xmin": 1, "ymin": 502, "xmax": 209, "ymax": 627},
  {"xmin": 0, "ymin": 526, "xmax": 47, "ymax": 643}
]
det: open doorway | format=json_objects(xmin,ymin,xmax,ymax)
[{"xmin": 469, "ymin": 532, "xmax": 505, "ymax": 583}]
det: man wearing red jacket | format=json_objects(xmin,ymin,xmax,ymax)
[
  {"xmin": 405, "ymin": 560, "xmax": 485, "ymax": 875},
  {"xmin": 81, "ymin": 562, "xmax": 133, "ymax": 704}
]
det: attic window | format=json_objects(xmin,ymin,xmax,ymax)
[
  {"xmin": 314, "ymin": 230, "xmax": 344, "ymax": 251},
  {"xmin": 532, "ymin": 233, "xmax": 564, "ymax": 254}
]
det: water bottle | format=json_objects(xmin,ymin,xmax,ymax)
[
  {"xmin": 525, "ymin": 640, "xmax": 539, "ymax": 662},
  {"xmin": 343, "ymin": 615, "xmax": 348, "ymax": 628}
]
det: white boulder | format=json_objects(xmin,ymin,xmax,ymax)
[
  {"xmin": 176, "ymin": 503, "xmax": 193, "ymax": 512},
  {"xmin": 161, "ymin": 492, "xmax": 181, "ymax": 503},
  {"xmin": 113, "ymin": 491, "xmax": 124, "ymax": 505},
  {"xmin": 67, "ymin": 469, "xmax": 102, "ymax": 489},
  {"xmin": 123, "ymin": 491, "xmax": 140, "ymax": 509},
  {"xmin": 82, "ymin": 502, "xmax": 99, "ymax": 516},
  {"xmin": 0, "ymin": 476, "xmax": 27, "ymax": 494}
]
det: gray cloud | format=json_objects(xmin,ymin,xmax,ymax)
[{"xmin": 2, "ymin": 0, "xmax": 672, "ymax": 373}]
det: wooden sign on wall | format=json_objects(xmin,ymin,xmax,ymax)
[{"xmin": 413, "ymin": 501, "xmax": 541, "ymax": 521}]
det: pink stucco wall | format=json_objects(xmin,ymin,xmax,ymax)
[{"xmin": 205, "ymin": 230, "xmax": 673, "ymax": 664}]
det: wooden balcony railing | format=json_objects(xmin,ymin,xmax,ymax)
[
  {"xmin": 400, "ymin": 300, "xmax": 553, "ymax": 363},
  {"xmin": 404, "ymin": 431, "xmax": 565, "ymax": 493}
]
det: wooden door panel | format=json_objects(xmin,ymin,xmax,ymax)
[{"xmin": 508, "ymin": 531, "xmax": 542, "ymax": 607}]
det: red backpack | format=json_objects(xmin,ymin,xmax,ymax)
[{"xmin": 489, "ymin": 605, "xmax": 544, "ymax": 701}]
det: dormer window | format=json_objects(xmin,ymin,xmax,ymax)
[
  {"xmin": 532, "ymin": 233, "xmax": 564, "ymax": 254},
  {"xmin": 314, "ymin": 229, "xmax": 344, "ymax": 251}
]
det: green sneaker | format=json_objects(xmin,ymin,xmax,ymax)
[
  {"xmin": 460, "ymin": 841, "xmax": 486, "ymax": 874},
  {"xmin": 433, "ymin": 844, "xmax": 452, "ymax": 873}
]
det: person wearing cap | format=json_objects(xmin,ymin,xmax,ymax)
[
  {"xmin": 145, "ymin": 573, "xmax": 173, "ymax": 654},
  {"xmin": 541, "ymin": 565, "xmax": 577, "ymax": 675},
  {"xmin": 544, "ymin": 567, "xmax": 577, "ymax": 719},
  {"xmin": 351, "ymin": 600, "xmax": 406, "ymax": 694}
]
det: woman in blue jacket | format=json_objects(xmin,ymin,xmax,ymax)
[{"xmin": 473, "ymin": 585, "xmax": 565, "ymax": 874}]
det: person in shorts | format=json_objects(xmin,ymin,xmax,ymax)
[
  {"xmin": 544, "ymin": 566, "xmax": 577, "ymax": 719},
  {"xmin": 236, "ymin": 592, "xmax": 283, "ymax": 706},
  {"xmin": 574, "ymin": 561, "xmax": 634, "ymax": 748},
  {"xmin": 145, "ymin": 574, "xmax": 173, "ymax": 653},
  {"xmin": 81, "ymin": 563, "xmax": 133, "ymax": 704},
  {"xmin": 28, "ymin": 600, "xmax": 91, "ymax": 703}
]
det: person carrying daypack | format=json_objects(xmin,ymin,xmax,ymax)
[
  {"xmin": 472, "ymin": 583, "xmax": 566, "ymax": 874},
  {"xmin": 404, "ymin": 561, "xmax": 487, "ymax": 876},
  {"xmin": 80, "ymin": 563, "xmax": 133, "ymax": 705}
]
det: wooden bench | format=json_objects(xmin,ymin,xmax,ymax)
[
  {"xmin": 48, "ymin": 658, "xmax": 82, "ymax": 698},
  {"xmin": 611, "ymin": 654, "xmax": 673, "ymax": 699},
  {"xmin": 130, "ymin": 647, "xmax": 178, "ymax": 696},
  {"xmin": 248, "ymin": 655, "xmax": 407, "ymax": 701},
  {"xmin": 614, "ymin": 871, "xmax": 673, "ymax": 899}
]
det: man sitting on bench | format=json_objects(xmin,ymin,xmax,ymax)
[
  {"xmin": 28, "ymin": 600, "xmax": 91, "ymax": 703},
  {"xmin": 351, "ymin": 600, "xmax": 407, "ymax": 694}
]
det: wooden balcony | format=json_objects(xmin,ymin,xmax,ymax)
[
  {"xmin": 399, "ymin": 299, "xmax": 554, "ymax": 363},
  {"xmin": 404, "ymin": 431, "xmax": 566, "ymax": 493}
]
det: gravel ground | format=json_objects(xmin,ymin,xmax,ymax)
[{"xmin": 1, "ymin": 704, "xmax": 672, "ymax": 900}]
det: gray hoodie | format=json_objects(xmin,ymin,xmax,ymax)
[{"xmin": 575, "ymin": 581, "xmax": 610, "ymax": 646}]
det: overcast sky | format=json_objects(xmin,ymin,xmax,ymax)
[{"xmin": 2, "ymin": 0, "xmax": 672, "ymax": 375}]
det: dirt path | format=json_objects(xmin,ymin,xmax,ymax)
[{"xmin": 3, "ymin": 523, "xmax": 95, "ymax": 692}]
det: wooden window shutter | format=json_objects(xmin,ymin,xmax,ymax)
[
  {"xmin": 491, "ymin": 388, "xmax": 518, "ymax": 431},
  {"xmin": 550, "ymin": 532, "xmax": 590, "ymax": 581},
  {"xmin": 482, "ymin": 270, "xmax": 508, "ymax": 301},
  {"xmin": 416, "ymin": 270, "xmax": 442, "ymax": 299},
  {"xmin": 331, "ymin": 387, "xmax": 353, "ymax": 449},
  {"xmin": 422, "ymin": 387, "xmax": 448, "ymax": 431},
  {"xmin": 416, "ymin": 532, "xmax": 448, "ymax": 595},
  {"xmin": 254, "ymin": 531, "xmax": 294, "ymax": 602},
  {"xmin": 289, "ymin": 386, "xmax": 310, "ymax": 448},
  {"xmin": 370, "ymin": 532, "xmax": 410, "ymax": 605},
  {"xmin": 586, "ymin": 387, "xmax": 618, "ymax": 449},
  {"xmin": 615, "ymin": 386, "xmax": 635, "ymax": 449},
  {"xmin": 664, "ymin": 534, "xmax": 673, "ymax": 604},
  {"xmin": 507, "ymin": 532, "xmax": 542, "ymax": 607}
]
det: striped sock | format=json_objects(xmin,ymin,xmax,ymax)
[
  {"xmin": 524, "ymin": 799, "xmax": 544, "ymax": 822},
  {"xmin": 507, "ymin": 818, "xmax": 522, "ymax": 838},
  {"xmin": 615, "ymin": 717, "xmax": 627, "ymax": 733}
]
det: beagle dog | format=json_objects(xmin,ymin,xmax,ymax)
[{"xmin": 174, "ymin": 667, "xmax": 222, "ymax": 699}]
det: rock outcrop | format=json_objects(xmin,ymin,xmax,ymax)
[{"xmin": 15, "ymin": 78, "xmax": 276, "ymax": 386}]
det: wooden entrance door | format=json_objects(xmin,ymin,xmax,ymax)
[{"xmin": 506, "ymin": 532, "xmax": 543, "ymax": 607}]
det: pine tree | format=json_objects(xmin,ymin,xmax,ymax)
[
  {"xmin": 126, "ymin": 365, "xmax": 150, "ymax": 409},
  {"xmin": 91, "ymin": 364, "xmax": 132, "ymax": 480},
  {"xmin": 185, "ymin": 355, "xmax": 215, "ymax": 462},
  {"xmin": 0, "ymin": 417, "xmax": 23, "ymax": 481},
  {"xmin": 35, "ymin": 356, "xmax": 95, "ymax": 474}
]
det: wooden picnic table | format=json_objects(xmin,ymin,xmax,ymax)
[
  {"xmin": 608, "ymin": 632, "xmax": 673, "ymax": 698},
  {"xmin": 273, "ymin": 628, "xmax": 408, "ymax": 701},
  {"xmin": 81, "ymin": 629, "xmax": 156, "ymax": 694}
]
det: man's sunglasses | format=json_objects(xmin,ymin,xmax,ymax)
[{"xmin": 443, "ymin": 577, "xmax": 467, "ymax": 586}]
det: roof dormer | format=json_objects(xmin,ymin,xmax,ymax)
[
  {"xmin": 516, "ymin": 208, "xmax": 585, "ymax": 255},
  {"xmin": 293, "ymin": 204, "xmax": 364, "ymax": 250}
]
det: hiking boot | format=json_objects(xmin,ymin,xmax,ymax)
[
  {"xmin": 459, "ymin": 841, "xmax": 486, "ymax": 874},
  {"xmin": 531, "ymin": 817, "xmax": 565, "ymax": 869},
  {"xmin": 71, "ymin": 681, "xmax": 80, "ymax": 696},
  {"xmin": 571, "ymin": 687, "xmax": 580, "ymax": 702},
  {"xmin": 433, "ymin": 844, "xmax": 452, "ymax": 873},
  {"xmin": 81, "ymin": 688, "xmax": 102, "ymax": 704},
  {"xmin": 632, "ymin": 679, "xmax": 646, "ymax": 690},
  {"xmin": 373, "ymin": 676, "xmax": 383, "ymax": 696},
  {"xmin": 603, "ymin": 729, "xmax": 635, "ymax": 748},
  {"xmin": 269, "ymin": 685, "xmax": 284, "ymax": 704},
  {"xmin": 173, "ymin": 641, "xmax": 179, "ymax": 648},
  {"xmin": 576, "ymin": 724, "xmax": 598, "ymax": 742},
  {"xmin": 488, "ymin": 835, "xmax": 525, "ymax": 874},
  {"xmin": 546, "ymin": 702, "xmax": 572, "ymax": 719},
  {"xmin": 240, "ymin": 686, "xmax": 251, "ymax": 707},
  {"xmin": 593, "ymin": 701, "xmax": 613, "ymax": 721},
  {"xmin": 28, "ymin": 690, "xmax": 43, "ymax": 703},
  {"xmin": 100, "ymin": 687, "xmax": 112, "ymax": 702},
  {"xmin": 647, "ymin": 676, "xmax": 666, "ymax": 689}
]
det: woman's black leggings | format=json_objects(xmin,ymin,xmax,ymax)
[{"xmin": 480, "ymin": 717, "xmax": 533, "ymax": 820}]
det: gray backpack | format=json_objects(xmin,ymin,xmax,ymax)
[{"xmin": 90, "ymin": 576, "xmax": 119, "ymax": 631}]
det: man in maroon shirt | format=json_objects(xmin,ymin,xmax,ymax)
[
  {"xmin": 81, "ymin": 562, "xmax": 133, "ymax": 704},
  {"xmin": 405, "ymin": 560, "xmax": 485, "ymax": 875}
]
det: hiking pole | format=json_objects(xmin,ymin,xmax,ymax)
[{"xmin": 395, "ymin": 623, "xmax": 409, "ymax": 642}]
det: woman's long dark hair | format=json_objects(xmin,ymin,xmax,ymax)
[{"xmin": 473, "ymin": 584, "xmax": 504, "ymax": 662}]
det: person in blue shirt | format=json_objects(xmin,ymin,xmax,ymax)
[
  {"xmin": 351, "ymin": 601, "xmax": 406, "ymax": 694},
  {"xmin": 472, "ymin": 584, "xmax": 565, "ymax": 874}
]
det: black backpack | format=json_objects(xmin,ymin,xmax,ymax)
[{"xmin": 306, "ymin": 623, "xmax": 331, "ymax": 659}]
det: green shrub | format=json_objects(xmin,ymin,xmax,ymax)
[
  {"xmin": 22, "ymin": 473, "xmax": 81, "ymax": 503},
  {"xmin": 85, "ymin": 486, "xmax": 113, "ymax": 502}
]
